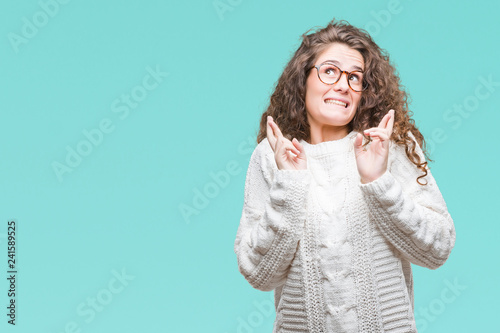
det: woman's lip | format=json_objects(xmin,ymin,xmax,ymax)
[{"xmin": 324, "ymin": 98, "xmax": 349, "ymax": 108}]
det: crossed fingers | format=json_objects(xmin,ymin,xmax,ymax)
[
  {"xmin": 363, "ymin": 109, "xmax": 394, "ymax": 142},
  {"xmin": 266, "ymin": 116, "xmax": 300, "ymax": 157}
]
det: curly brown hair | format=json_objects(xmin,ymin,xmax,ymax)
[{"xmin": 256, "ymin": 19, "xmax": 431, "ymax": 185}]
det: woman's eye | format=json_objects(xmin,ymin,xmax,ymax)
[
  {"xmin": 325, "ymin": 69, "xmax": 334, "ymax": 75},
  {"xmin": 349, "ymin": 74, "xmax": 361, "ymax": 82}
]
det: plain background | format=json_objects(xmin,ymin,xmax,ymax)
[{"xmin": 1, "ymin": 0, "xmax": 499, "ymax": 332}]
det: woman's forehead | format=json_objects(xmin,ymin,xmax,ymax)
[{"xmin": 316, "ymin": 43, "xmax": 364, "ymax": 70}]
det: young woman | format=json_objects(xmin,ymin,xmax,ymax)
[{"xmin": 234, "ymin": 19, "xmax": 456, "ymax": 332}]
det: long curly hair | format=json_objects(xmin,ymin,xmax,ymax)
[{"xmin": 256, "ymin": 19, "xmax": 431, "ymax": 185}]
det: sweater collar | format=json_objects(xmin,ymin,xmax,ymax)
[{"xmin": 299, "ymin": 130, "xmax": 358, "ymax": 157}]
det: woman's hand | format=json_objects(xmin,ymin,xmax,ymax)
[
  {"xmin": 354, "ymin": 109, "xmax": 394, "ymax": 184},
  {"xmin": 266, "ymin": 116, "xmax": 307, "ymax": 170}
]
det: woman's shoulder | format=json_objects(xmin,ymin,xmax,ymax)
[
  {"xmin": 389, "ymin": 130, "xmax": 425, "ymax": 158},
  {"xmin": 388, "ymin": 130, "xmax": 430, "ymax": 181},
  {"xmin": 251, "ymin": 138, "xmax": 275, "ymax": 161},
  {"xmin": 244, "ymin": 138, "xmax": 277, "ymax": 186},
  {"xmin": 248, "ymin": 138, "xmax": 276, "ymax": 169}
]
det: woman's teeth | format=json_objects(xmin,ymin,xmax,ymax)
[{"xmin": 325, "ymin": 99, "xmax": 347, "ymax": 108}]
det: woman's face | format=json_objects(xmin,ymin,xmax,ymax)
[{"xmin": 305, "ymin": 43, "xmax": 364, "ymax": 142}]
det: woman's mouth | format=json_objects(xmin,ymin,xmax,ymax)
[{"xmin": 324, "ymin": 98, "xmax": 349, "ymax": 108}]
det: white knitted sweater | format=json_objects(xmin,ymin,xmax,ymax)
[{"xmin": 234, "ymin": 130, "xmax": 456, "ymax": 333}]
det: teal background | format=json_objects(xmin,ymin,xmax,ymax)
[{"xmin": 0, "ymin": 0, "xmax": 498, "ymax": 332}]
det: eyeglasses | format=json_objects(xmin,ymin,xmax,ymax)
[{"xmin": 310, "ymin": 62, "xmax": 366, "ymax": 92}]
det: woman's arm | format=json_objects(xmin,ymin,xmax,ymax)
[
  {"xmin": 359, "ymin": 132, "xmax": 456, "ymax": 269},
  {"xmin": 234, "ymin": 139, "xmax": 311, "ymax": 291}
]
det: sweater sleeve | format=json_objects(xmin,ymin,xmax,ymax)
[
  {"xmin": 359, "ymin": 132, "xmax": 456, "ymax": 269},
  {"xmin": 234, "ymin": 139, "xmax": 311, "ymax": 291}
]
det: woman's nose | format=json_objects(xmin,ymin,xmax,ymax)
[{"xmin": 333, "ymin": 72, "xmax": 350, "ymax": 92}]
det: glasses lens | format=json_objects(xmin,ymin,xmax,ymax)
[
  {"xmin": 318, "ymin": 64, "xmax": 340, "ymax": 84},
  {"xmin": 318, "ymin": 64, "xmax": 365, "ymax": 92},
  {"xmin": 348, "ymin": 71, "xmax": 364, "ymax": 92}
]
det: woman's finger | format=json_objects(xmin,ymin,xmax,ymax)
[
  {"xmin": 289, "ymin": 145, "xmax": 301, "ymax": 156},
  {"xmin": 266, "ymin": 116, "xmax": 277, "ymax": 151},
  {"xmin": 386, "ymin": 109, "xmax": 395, "ymax": 134},
  {"xmin": 364, "ymin": 127, "xmax": 389, "ymax": 136},
  {"xmin": 377, "ymin": 111, "xmax": 391, "ymax": 129},
  {"xmin": 269, "ymin": 117, "xmax": 285, "ymax": 139},
  {"xmin": 276, "ymin": 137, "xmax": 302, "ymax": 160},
  {"xmin": 364, "ymin": 130, "xmax": 389, "ymax": 142},
  {"xmin": 377, "ymin": 109, "xmax": 395, "ymax": 131},
  {"xmin": 275, "ymin": 136, "xmax": 294, "ymax": 154},
  {"xmin": 292, "ymin": 138, "xmax": 305, "ymax": 158},
  {"xmin": 285, "ymin": 144, "xmax": 300, "ymax": 157},
  {"xmin": 270, "ymin": 118, "xmax": 291, "ymax": 153},
  {"xmin": 377, "ymin": 113, "xmax": 389, "ymax": 128},
  {"xmin": 364, "ymin": 127, "xmax": 389, "ymax": 137}
]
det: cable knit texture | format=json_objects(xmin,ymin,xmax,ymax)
[{"xmin": 234, "ymin": 130, "xmax": 456, "ymax": 332}]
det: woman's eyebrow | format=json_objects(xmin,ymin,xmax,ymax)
[{"xmin": 323, "ymin": 59, "xmax": 364, "ymax": 72}]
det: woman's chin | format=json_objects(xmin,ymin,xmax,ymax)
[{"xmin": 319, "ymin": 112, "xmax": 355, "ymax": 125}]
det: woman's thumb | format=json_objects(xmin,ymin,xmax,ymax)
[
  {"xmin": 353, "ymin": 133, "xmax": 364, "ymax": 154},
  {"xmin": 292, "ymin": 138, "xmax": 305, "ymax": 157}
]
